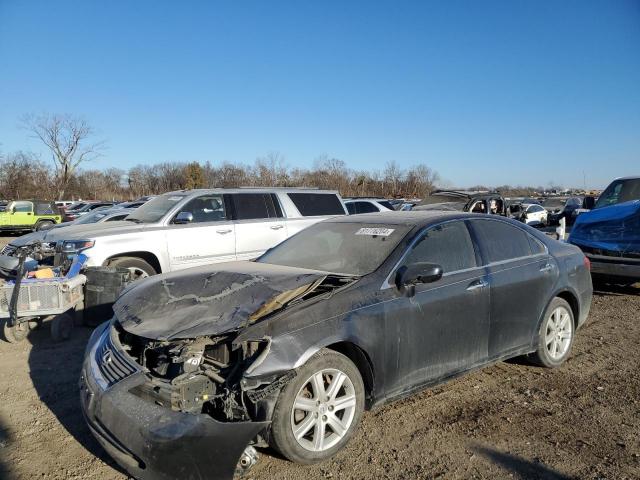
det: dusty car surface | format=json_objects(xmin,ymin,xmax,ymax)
[{"xmin": 80, "ymin": 211, "xmax": 593, "ymax": 480}]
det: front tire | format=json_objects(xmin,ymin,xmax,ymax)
[
  {"xmin": 529, "ymin": 297, "xmax": 575, "ymax": 368},
  {"xmin": 1, "ymin": 318, "xmax": 29, "ymax": 343},
  {"xmin": 107, "ymin": 256, "xmax": 157, "ymax": 280},
  {"xmin": 270, "ymin": 349, "xmax": 365, "ymax": 464},
  {"xmin": 35, "ymin": 220, "xmax": 55, "ymax": 231}
]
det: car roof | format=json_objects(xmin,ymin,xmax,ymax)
[
  {"xmin": 161, "ymin": 187, "xmax": 340, "ymax": 196},
  {"xmin": 327, "ymin": 210, "xmax": 484, "ymax": 227}
]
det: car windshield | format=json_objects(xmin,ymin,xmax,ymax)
[
  {"xmin": 73, "ymin": 210, "xmax": 113, "ymax": 224},
  {"xmin": 258, "ymin": 222, "xmax": 412, "ymax": 276},
  {"xmin": 595, "ymin": 178, "xmax": 640, "ymax": 209},
  {"xmin": 126, "ymin": 194, "xmax": 187, "ymax": 223},
  {"xmin": 67, "ymin": 202, "xmax": 87, "ymax": 211}
]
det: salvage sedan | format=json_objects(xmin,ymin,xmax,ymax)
[{"xmin": 80, "ymin": 211, "xmax": 593, "ymax": 480}]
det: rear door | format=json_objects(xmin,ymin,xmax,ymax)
[
  {"xmin": 165, "ymin": 193, "xmax": 236, "ymax": 270},
  {"xmin": 468, "ymin": 219, "xmax": 558, "ymax": 357},
  {"xmin": 383, "ymin": 220, "xmax": 490, "ymax": 397},
  {"xmin": 230, "ymin": 193, "xmax": 288, "ymax": 260}
]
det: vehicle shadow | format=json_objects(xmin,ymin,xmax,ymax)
[
  {"xmin": 25, "ymin": 324, "xmax": 126, "ymax": 475},
  {"xmin": 472, "ymin": 444, "xmax": 574, "ymax": 480},
  {"xmin": 0, "ymin": 417, "xmax": 12, "ymax": 479},
  {"xmin": 592, "ymin": 281, "xmax": 639, "ymax": 297}
]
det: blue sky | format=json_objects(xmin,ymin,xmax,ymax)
[{"xmin": 1, "ymin": 0, "xmax": 639, "ymax": 189}]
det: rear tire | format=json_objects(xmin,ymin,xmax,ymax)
[
  {"xmin": 270, "ymin": 349, "xmax": 365, "ymax": 464},
  {"xmin": 529, "ymin": 298, "xmax": 575, "ymax": 368},
  {"xmin": 107, "ymin": 256, "xmax": 157, "ymax": 280}
]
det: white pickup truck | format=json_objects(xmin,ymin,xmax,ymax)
[{"xmin": 3, "ymin": 188, "xmax": 348, "ymax": 279}]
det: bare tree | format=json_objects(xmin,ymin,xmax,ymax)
[{"xmin": 22, "ymin": 113, "xmax": 105, "ymax": 199}]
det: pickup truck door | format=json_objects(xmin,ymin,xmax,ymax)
[
  {"xmin": 228, "ymin": 193, "xmax": 288, "ymax": 261},
  {"xmin": 165, "ymin": 194, "xmax": 236, "ymax": 271},
  {"xmin": 10, "ymin": 201, "xmax": 35, "ymax": 227}
]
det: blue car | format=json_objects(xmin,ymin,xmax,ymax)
[{"xmin": 569, "ymin": 176, "xmax": 640, "ymax": 283}]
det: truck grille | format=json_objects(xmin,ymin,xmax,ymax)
[{"xmin": 95, "ymin": 331, "xmax": 139, "ymax": 387}]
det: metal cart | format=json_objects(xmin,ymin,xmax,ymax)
[{"xmin": 0, "ymin": 243, "xmax": 86, "ymax": 343}]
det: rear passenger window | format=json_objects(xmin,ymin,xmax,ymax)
[
  {"xmin": 404, "ymin": 221, "xmax": 477, "ymax": 274},
  {"xmin": 232, "ymin": 193, "xmax": 282, "ymax": 220},
  {"xmin": 355, "ymin": 201, "xmax": 378, "ymax": 214},
  {"xmin": 346, "ymin": 203, "xmax": 356, "ymax": 215},
  {"xmin": 471, "ymin": 220, "xmax": 533, "ymax": 263},
  {"xmin": 528, "ymin": 235, "xmax": 546, "ymax": 255},
  {"xmin": 35, "ymin": 203, "xmax": 55, "ymax": 215},
  {"xmin": 287, "ymin": 193, "xmax": 345, "ymax": 216}
]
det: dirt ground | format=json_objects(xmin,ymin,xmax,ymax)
[{"xmin": 0, "ymin": 235, "xmax": 638, "ymax": 480}]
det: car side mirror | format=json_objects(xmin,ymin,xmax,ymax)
[
  {"xmin": 174, "ymin": 211, "xmax": 193, "ymax": 224},
  {"xmin": 583, "ymin": 196, "xmax": 595, "ymax": 210},
  {"xmin": 395, "ymin": 262, "xmax": 443, "ymax": 294}
]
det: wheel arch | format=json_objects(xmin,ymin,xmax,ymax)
[
  {"xmin": 323, "ymin": 341, "xmax": 376, "ymax": 409},
  {"xmin": 536, "ymin": 288, "xmax": 580, "ymax": 337},
  {"xmin": 555, "ymin": 289, "xmax": 580, "ymax": 328},
  {"xmin": 104, "ymin": 251, "xmax": 162, "ymax": 274}
]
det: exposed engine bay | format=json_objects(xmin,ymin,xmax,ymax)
[{"xmin": 114, "ymin": 273, "xmax": 356, "ymax": 428}]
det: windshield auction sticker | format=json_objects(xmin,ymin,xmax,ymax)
[{"xmin": 355, "ymin": 227, "xmax": 395, "ymax": 236}]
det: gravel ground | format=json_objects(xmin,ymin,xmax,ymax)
[{"xmin": 0, "ymin": 235, "xmax": 638, "ymax": 480}]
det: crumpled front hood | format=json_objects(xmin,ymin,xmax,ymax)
[
  {"xmin": 114, "ymin": 261, "xmax": 330, "ymax": 340},
  {"xmin": 570, "ymin": 200, "xmax": 640, "ymax": 254}
]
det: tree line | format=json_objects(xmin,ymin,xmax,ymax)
[
  {"xmin": 1, "ymin": 113, "xmax": 560, "ymax": 202},
  {"xmin": 0, "ymin": 150, "xmax": 441, "ymax": 201}
]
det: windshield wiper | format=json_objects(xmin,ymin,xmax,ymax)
[{"xmin": 125, "ymin": 218, "xmax": 143, "ymax": 224}]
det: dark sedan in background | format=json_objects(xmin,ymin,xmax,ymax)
[{"xmin": 80, "ymin": 211, "xmax": 592, "ymax": 480}]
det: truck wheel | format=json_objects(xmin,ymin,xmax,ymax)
[
  {"xmin": 50, "ymin": 313, "xmax": 73, "ymax": 342},
  {"xmin": 270, "ymin": 349, "xmax": 365, "ymax": 464},
  {"xmin": 2, "ymin": 318, "xmax": 29, "ymax": 343},
  {"xmin": 35, "ymin": 220, "xmax": 55, "ymax": 231},
  {"xmin": 108, "ymin": 256, "xmax": 157, "ymax": 280}
]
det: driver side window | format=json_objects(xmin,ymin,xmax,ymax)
[
  {"xmin": 12, "ymin": 201, "xmax": 33, "ymax": 213},
  {"xmin": 403, "ymin": 221, "xmax": 477, "ymax": 274},
  {"xmin": 175, "ymin": 195, "xmax": 226, "ymax": 223}
]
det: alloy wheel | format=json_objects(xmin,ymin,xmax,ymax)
[
  {"xmin": 545, "ymin": 306, "xmax": 573, "ymax": 360},
  {"xmin": 290, "ymin": 368, "xmax": 357, "ymax": 452}
]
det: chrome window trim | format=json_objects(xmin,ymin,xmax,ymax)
[{"xmin": 380, "ymin": 217, "xmax": 550, "ymax": 290}]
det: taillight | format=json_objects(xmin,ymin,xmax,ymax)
[{"xmin": 583, "ymin": 256, "xmax": 591, "ymax": 271}]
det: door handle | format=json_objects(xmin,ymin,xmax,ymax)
[
  {"xmin": 270, "ymin": 224, "xmax": 284, "ymax": 230},
  {"xmin": 466, "ymin": 279, "xmax": 488, "ymax": 292},
  {"xmin": 216, "ymin": 229, "xmax": 232, "ymax": 234},
  {"xmin": 540, "ymin": 263, "xmax": 554, "ymax": 273}
]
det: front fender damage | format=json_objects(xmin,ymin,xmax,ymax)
[{"xmin": 111, "ymin": 272, "xmax": 356, "ymax": 477}]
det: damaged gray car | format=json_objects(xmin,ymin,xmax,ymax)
[{"xmin": 80, "ymin": 211, "xmax": 593, "ymax": 480}]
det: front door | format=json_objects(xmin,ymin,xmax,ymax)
[
  {"xmin": 9, "ymin": 201, "xmax": 34, "ymax": 227},
  {"xmin": 165, "ymin": 194, "xmax": 236, "ymax": 270},
  {"xmin": 384, "ymin": 220, "xmax": 490, "ymax": 398},
  {"xmin": 468, "ymin": 218, "xmax": 558, "ymax": 357}
]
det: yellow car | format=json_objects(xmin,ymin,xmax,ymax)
[{"xmin": 0, "ymin": 200, "xmax": 62, "ymax": 232}]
